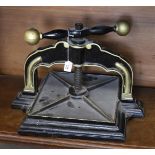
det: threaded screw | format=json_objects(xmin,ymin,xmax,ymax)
[{"xmin": 74, "ymin": 66, "xmax": 82, "ymax": 93}]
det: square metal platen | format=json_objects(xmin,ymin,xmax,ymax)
[{"xmin": 15, "ymin": 72, "xmax": 143, "ymax": 141}]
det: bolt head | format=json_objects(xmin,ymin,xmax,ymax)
[
  {"xmin": 75, "ymin": 23, "xmax": 84, "ymax": 30},
  {"xmin": 86, "ymin": 44, "xmax": 92, "ymax": 49}
]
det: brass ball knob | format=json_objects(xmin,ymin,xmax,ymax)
[
  {"xmin": 24, "ymin": 28, "xmax": 41, "ymax": 45},
  {"xmin": 115, "ymin": 21, "xmax": 130, "ymax": 36}
]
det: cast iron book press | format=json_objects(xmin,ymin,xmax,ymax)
[{"xmin": 12, "ymin": 21, "xmax": 144, "ymax": 141}]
